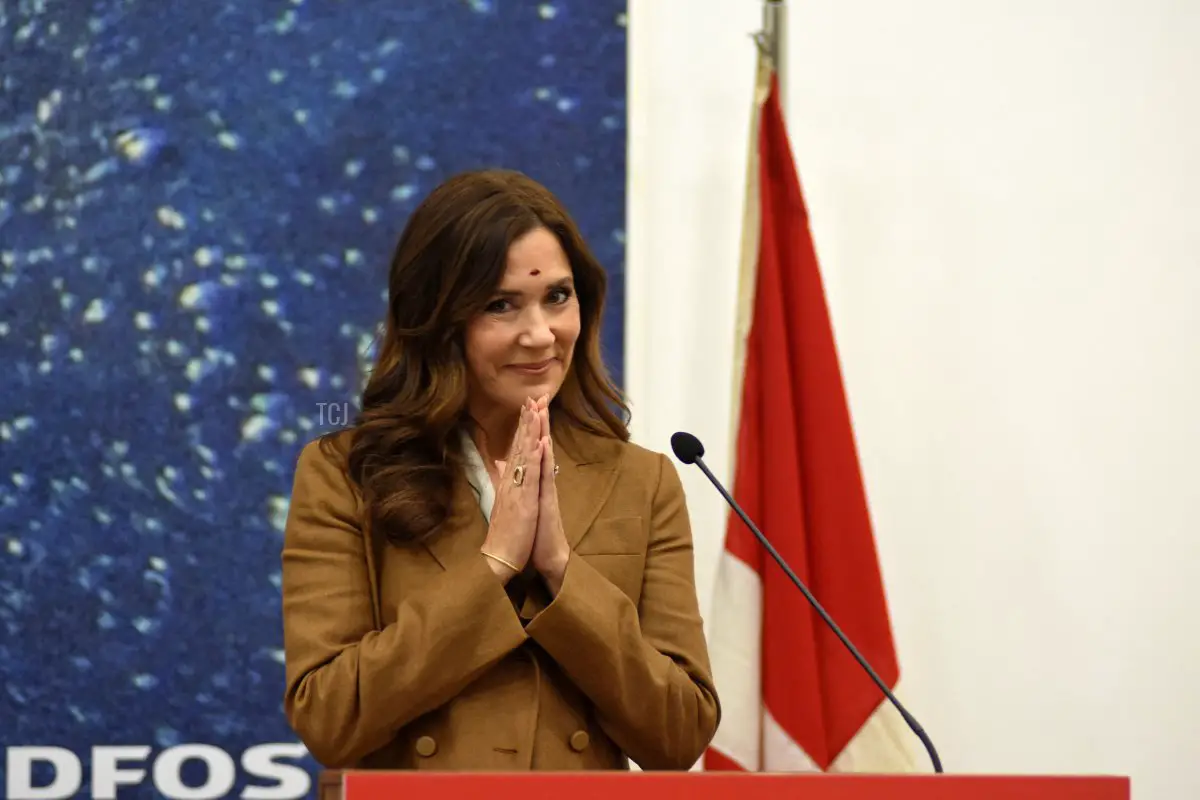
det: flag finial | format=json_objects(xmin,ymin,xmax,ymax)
[{"xmin": 753, "ymin": 0, "xmax": 785, "ymax": 76}]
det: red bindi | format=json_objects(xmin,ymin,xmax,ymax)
[{"xmin": 529, "ymin": 269, "xmax": 540, "ymax": 276}]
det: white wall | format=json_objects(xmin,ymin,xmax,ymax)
[{"xmin": 625, "ymin": 2, "xmax": 1200, "ymax": 798}]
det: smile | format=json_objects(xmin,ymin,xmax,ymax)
[{"xmin": 508, "ymin": 359, "xmax": 555, "ymax": 375}]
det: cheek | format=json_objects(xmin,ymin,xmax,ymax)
[
  {"xmin": 557, "ymin": 307, "xmax": 582, "ymax": 348},
  {"xmin": 463, "ymin": 324, "xmax": 501, "ymax": 379}
]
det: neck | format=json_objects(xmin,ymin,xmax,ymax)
[{"xmin": 468, "ymin": 406, "xmax": 520, "ymax": 467}]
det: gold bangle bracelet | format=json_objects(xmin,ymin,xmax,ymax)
[{"xmin": 481, "ymin": 551, "xmax": 520, "ymax": 573}]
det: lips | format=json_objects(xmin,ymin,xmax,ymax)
[{"xmin": 509, "ymin": 358, "xmax": 555, "ymax": 375}]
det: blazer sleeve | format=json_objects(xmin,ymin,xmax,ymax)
[
  {"xmin": 281, "ymin": 438, "xmax": 529, "ymax": 768},
  {"xmin": 524, "ymin": 452, "xmax": 721, "ymax": 770}
]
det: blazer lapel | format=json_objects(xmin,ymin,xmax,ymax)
[
  {"xmin": 552, "ymin": 418, "xmax": 623, "ymax": 551},
  {"xmin": 422, "ymin": 471, "xmax": 489, "ymax": 571}
]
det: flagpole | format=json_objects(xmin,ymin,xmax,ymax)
[
  {"xmin": 727, "ymin": 1, "xmax": 785, "ymax": 461},
  {"xmin": 759, "ymin": 0, "xmax": 786, "ymax": 104}
]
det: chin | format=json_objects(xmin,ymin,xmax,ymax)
[
  {"xmin": 502, "ymin": 376, "xmax": 563, "ymax": 408},
  {"xmin": 510, "ymin": 383, "xmax": 559, "ymax": 407}
]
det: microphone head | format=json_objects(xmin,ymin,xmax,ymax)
[{"xmin": 670, "ymin": 431, "xmax": 705, "ymax": 464}]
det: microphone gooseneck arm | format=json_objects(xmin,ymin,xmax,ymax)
[{"xmin": 674, "ymin": 431, "xmax": 943, "ymax": 774}]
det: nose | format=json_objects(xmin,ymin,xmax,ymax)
[{"xmin": 518, "ymin": 306, "xmax": 555, "ymax": 349}]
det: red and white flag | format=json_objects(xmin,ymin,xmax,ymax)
[{"xmin": 702, "ymin": 53, "xmax": 920, "ymax": 774}]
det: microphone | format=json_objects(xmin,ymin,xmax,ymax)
[{"xmin": 670, "ymin": 431, "xmax": 944, "ymax": 774}]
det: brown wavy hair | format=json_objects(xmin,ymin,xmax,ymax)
[{"xmin": 327, "ymin": 168, "xmax": 629, "ymax": 545}]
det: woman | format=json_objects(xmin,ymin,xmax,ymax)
[{"xmin": 280, "ymin": 169, "xmax": 720, "ymax": 772}]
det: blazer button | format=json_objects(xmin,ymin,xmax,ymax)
[
  {"xmin": 415, "ymin": 736, "xmax": 437, "ymax": 757},
  {"xmin": 568, "ymin": 730, "xmax": 590, "ymax": 752}
]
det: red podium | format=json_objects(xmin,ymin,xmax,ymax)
[{"xmin": 317, "ymin": 771, "xmax": 1130, "ymax": 800}]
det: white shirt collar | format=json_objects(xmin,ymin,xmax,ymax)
[{"xmin": 460, "ymin": 429, "xmax": 495, "ymax": 522}]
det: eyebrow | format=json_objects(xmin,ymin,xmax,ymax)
[{"xmin": 490, "ymin": 277, "xmax": 574, "ymax": 298}]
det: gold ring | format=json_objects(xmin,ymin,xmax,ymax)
[{"xmin": 512, "ymin": 465, "xmax": 525, "ymax": 486}]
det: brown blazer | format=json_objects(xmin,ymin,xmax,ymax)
[{"xmin": 280, "ymin": 421, "xmax": 720, "ymax": 771}]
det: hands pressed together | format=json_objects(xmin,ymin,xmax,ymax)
[{"xmin": 480, "ymin": 395, "xmax": 571, "ymax": 594}]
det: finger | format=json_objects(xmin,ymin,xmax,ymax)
[
  {"xmin": 509, "ymin": 407, "xmax": 526, "ymax": 460},
  {"xmin": 539, "ymin": 435, "xmax": 552, "ymax": 489},
  {"xmin": 521, "ymin": 440, "xmax": 543, "ymax": 488},
  {"xmin": 501, "ymin": 412, "xmax": 528, "ymax": 486},
  {"xmin": 526, "ymin": 405, "xmax": 541, "ymax": 449},
  {"xmin": 523, "ymin": 406, "xmax": 538, "ymax": 455}
]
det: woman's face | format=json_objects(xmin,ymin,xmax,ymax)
[{"xmin": 463, "ymin": 227, "xmax": 581, "ymax": 422}]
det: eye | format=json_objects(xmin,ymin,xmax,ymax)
[
  {"xmin": 484, "ymin": 298, "xmax": 513, "ymax": 314},
  {"xmin": 547, "ymin": 286, "xmax": 574, "ymax": 304}
]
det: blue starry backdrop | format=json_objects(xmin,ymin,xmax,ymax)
[{"xmin": 0, "ymin": 0, "xmax": 627, "ymax": 796}]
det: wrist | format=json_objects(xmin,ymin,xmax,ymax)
[
  {"xmin": 539, "ymin": 547, "xmax": 570, "ymax": 595},
  {"xmin": 481, "ymin": 549, "xmax": 521, "ymax": 583}
]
